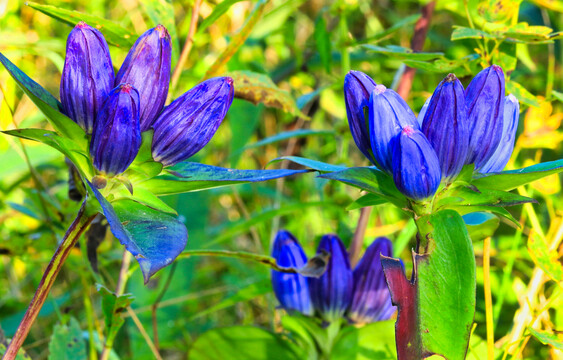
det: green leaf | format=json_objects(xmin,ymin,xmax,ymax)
[
  {"xmin": 226, "ymin": 70, "xmax": 308, "ymax": 118},
  {"xmin": 346, "ymin": 193, "xmax": 388, "ymax": 211},
  {"xmin": 402, "ymin": 54, "xmax": 480, "ymax": 76},
  {"xmin": 114, "ymin": 186, "xmax": 178, "ymax": 215},
  {"xmin": 462, "ymin": 212, "xmax": 501, "ymax": 241},
  {"xmin": 48, "ymin": 318, "xmax": 87, "ymax": 360},
  {"xmin": 449, "ymin": 205, "xmax": 519, "ymax": 227},
  {"xmin": 198, "ymin": 0, "xmax": 246, "ymax": 34},
  {"xmin": 26, "ymin": 2, "xmax": 135, "ymax": 48},
  {"xmin": 319, "ymin": 167, "xmax": 407, "ymax": 208},
  {"xmin": 314, "ymin": 15, "xmax": 331, "ymax": 73},
  {"xmin": 437, "ymin": 185, "xmax": 536, "ymax": 209},
  {"xmin": 2, "ymin": 129, "xmax": 93, "ymax": 178},
  {"xmin": 141, "ymin": 162, "xmax": 309, "ymax": 196},
  {"xmin": 451, "ymin": 26, "xmax": 498, "ymax": 40},
  {"xmin": 189, "ymin": 326, "xmax": 303, "ymax": 360},
  {"xmin": 502, "ymin": 23, "xmax": 554, "ymax": 42},
  {"xmin": 472, "ymin": 159, "xmax": 563, "ymax": 191},
  {"xmin": 506, "ymin": 80, "xmax": 541, "ymax": 107},
  {"xmin": 362, "ymin": 45, "xmax": 444, "ymax": 61},
  {"xmin": 527, "ymin": 233, "xmax": 563, "ymax": 283},
  {"xmin": 382, "ymin": 210, "xmax": 476, "ymax": 359},
  {"xmin": 0, "ymin": 52, "xmax": 87, "ymax": 144},
  {"xmin": 267, "ymin": 156, "xmax": 346, "ymax": 173},
  {"xmin": 140, "ymin": 0, "xmax": 180, "ymax": 64},
  {"xmin": 527, "ymin": 327, "xmax": 563, "ymax": 350},
  {"xmin": 355, "ymin": 14, "xmax": 421, "ymax": 45},
  {"xmin": 96, "ymin": 284, "xmax": 135, "ymax": 350},
  {"xmin": 331, "ymin": 320, "xmax": 397, "ymax": 360},
  {"xmin": 86, "ymin": 182, "xmax": 188, "ymax": 283}
]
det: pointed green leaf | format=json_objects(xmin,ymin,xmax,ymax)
[
  {"xmin": 362, "ymin": 45, "xmax": 444, "ymax": 61},
  {"xmin": 26, "ymin": 2, "xmax": 135, "ymax": 48},
  {"xmin": 314, "ymin": 15, "xmax": 331, "ymax": 73},
  {"xmin": 472, "ymin": 159, "xmax": 563, "ymax": 191},
  {"xmin": 346, "ymin": 193, "xmax": 388, "ymax": 210},
  {"xmin": 462, "ymin": 212, "xmax": 501, "ymax": 241},
  {"xmin": 141, "ymin": 162, "xmax": 309, "ymax": 196},
  {"xmin": 527, "ymin": 327, "xmax": 563, "ymax": 350},
  {"xmin": 96, "ymin": 285, "xmax": 135, "ymax": 350},
  {"xmin": 437, "ymin": 185, "xmax": 537, "ymax": 208},
  {"xmin": 319, "ymin": 167, "xmax": 407, "ymax": 208},
  {"xmin": 198, "ymin": 0, "xmax": 246, "ymax": 34},
  {"xmin": 267, "ymin": 156, "xmax": 346, "ymax": 173}
]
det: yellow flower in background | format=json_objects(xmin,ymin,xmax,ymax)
[{"xmin": 520, "ymin": 96, "xmax": 563, "ymax": 149}]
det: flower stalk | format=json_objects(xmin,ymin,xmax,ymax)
[{"xmin": 3, "ymin": 202, "xmax": 97, "ymax": 360}]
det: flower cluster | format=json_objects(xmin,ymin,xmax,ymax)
[
  {"xmin": 271, "ymin": 230, "xmax": 395, "ymax": 324},
  {"xmin": 344, "ymin": 66, "xmax": 520, "ymax": 201},
  {"xmin": 61, "ymin": 22, "xmax": 234, "ymax": 176}
]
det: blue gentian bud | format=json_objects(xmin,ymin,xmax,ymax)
[
  {"xmin": 115, "ymin": 25, "xmax": 172, "ymax": 131},
  {"xmin": 60, "ymin": 22, "xmax": 114, "ymax": 134},
  {"xmin": 391, "ymin": 126, "xmax": 441, "ymax": 201},
  {"xmin": 271, "ymin": 230, "xmax": 314, "ymax": 315},
  {"xmin": 369, "ymin": 85, "xmax": 419, "ymax": 174},
  {"xmin": 465, "ymin": 65, "xmax": 505, "ymax": 170},
  {"xmin": 348, "ymin": 237, "xmax": 395, "ymax": 324},
  {"xmin": 308, "ymin": 234, "xmax": 353, "ymax": 322},
  {"xmin": 344, "ymin": 71, "xmax": 377, "ymax": 164},
  {"xmin": 422, "ymin": 74, "xmax": 469, "ymax": 180},
  {"xmin": 151, "ymin": 77, "xmax": 234, "ymax": 166},
  {"xmin": 90, "ymin": 84, "xmax": 141, "ymax": 175},
  {"xmin": 480, "ymin": 94, "xmax": 520, "ymax": 173}
]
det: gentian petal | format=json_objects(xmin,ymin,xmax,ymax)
[
  {"xmin": 369, "ymin": 86, "xmax": 419, "ymax": 174},
  {"xmin": 480, "ymin": 94, "xmax": 520, "ymax": 173},
  {"xmin": 308, "ymin": 234, "xmax": 353, "ymax": 322},
  {"xmin": 344, "ymin": 70, "xmax": 377, "ymax": 164},
  {"xmin": 90, "ymin": 84, "xmax": 141, "ymax": 175},
  {"xmin": 271, "ymin": 230, "xmax": 313, "ymax": 315},
  {"xmin": 60, "ymin": 21, "xmax": 114, "ymax": 134},
  {"xmin": 465, "ymin": 65, "xmax": 505, "ymax": 170},
  {"xmin": 151, "ymin": 77, "xmax": 234, "ymax": 166},
  {"xmin": 422, "ymin": 74, "xmax": 469, "ymax": 180},
  {"xmin": 348, "ymin": 237, "xmax": 395, "ymax": 324},
  {"xmin": 391, "ymin": 126, "xmax": 441, "ymax": 201},
  {"xmin": 115, "ymin": 25, "xmax": 172, "ymax": 131}
]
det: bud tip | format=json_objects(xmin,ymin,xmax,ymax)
[
  {"xmin": 77, "ymin": 21, "xmax": 88, "ymax": 28},
  {"xmin": 155, "ymin": 24, "xmax": 168, "ymax": 38},
  {"xmin": 373, "ymin": 84, "xmax": 387, "ymax": 95},
  {"xmin": 445, "ymin": 73, "xmax": 457, "ymax": 82}
]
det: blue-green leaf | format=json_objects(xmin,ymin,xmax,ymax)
[
  {"xmin": 0, "ymin": 52, "xmax": 87, "ymax": 144},
  {"xmin": 140, "ymin": 162, "xmax": 310, "ymax": 196},
  {"xmin": 267, "ymin": 156, "xmax": 346, "ymax": 173},
  {"xmin": 472, "ymin": 159, "xmax": 563, "ymax": 191}
]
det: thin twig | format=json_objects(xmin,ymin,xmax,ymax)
[
  {"xmin": 151, "ymin": 262, "xmax": 177, "ymax": 352},
  {"xmin": 126, "ymin": 307, "xmax": 163, "ymax": 360},
  {"xmin": 168, "ymin": 0, "xmax": 203, "ymax": 100}
]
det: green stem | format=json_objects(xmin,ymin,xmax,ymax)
[{"xmin": 3, "ymin": 202, "xmax": 96, "ymax": 360}]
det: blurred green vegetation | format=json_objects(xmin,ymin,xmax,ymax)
[{"xmin": 1, "ymin": 0, "xmax": 563, "ymax": 359}]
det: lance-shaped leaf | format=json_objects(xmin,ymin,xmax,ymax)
[
  {"xmin": 140, "ymin": 162, "xmax": 310, "ymax": 196},
  {"xmin": 436, "ymin": 185, "xmax": 537, "ymax": 209},
  {"xmin": 0, "ymin": 52, "xmax": 87, "ymax": 144},
  {"xmin": 86, "ymin": 181, "xmax": 187, "ymax": 283},
  {"xmin": 319, "ymin": 167, "xmax": 407, "ymax": 208},
  {"xmin": 471, "ymin": 159, "xmax": 563, "ymax": 191},
  {"xmin": 381, "ymin": 210, "xmax": 476, "ymax": 359}
]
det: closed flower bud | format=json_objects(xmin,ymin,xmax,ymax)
[
  {"xmin": 344, "ymin": 71, "xmax": 377, "ymax": 164},
  {"xmin": 480, "ymin": 94, "xmax": 520, "ymax": 173},
  {"xmin": 115, "ymin": 25, "xmax": 172, "ymax": 131},
  {"xmin": 271, "ymin": 230, "xmax": 313, "ymax": 315},
  {"xmin": 90, "ymin": 84, "xmax": 141, "ymax": 175},
  {"xmin": 422, "ymin": 74, "xmax": 469, "ymax": 180},
  {"xmin": 348, "ymin": 237, "xmax": 395, "ymax": 324},
  {"xmin": 151, "ymin": 77, "xmax": 234, "ymax": 166},
  {"xmin": 308, "ymin": 234, "xmax": 353, "ymax": 322},
  {"xmin": 60, "ymin": 22, "xmax": 114, "ymax": 134},
  {"xmin": 391, "ymin": 126, "xmax": 441, "ymax": 201},
  {"xmin": 369, "ymin": 85, "xmax": 419, "ymax": 174},
  {"xmin": 465, "ymin": 65, "xmax": 505, "ymax": 170}
]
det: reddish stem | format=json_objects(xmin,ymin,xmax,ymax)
[{"xmin": 3, "ymin": 203, "xmax": 96, "ymax": 360}]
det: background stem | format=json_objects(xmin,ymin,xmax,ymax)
[{"xmin": 3, "ymin": 202, "xmax": 96, "ymax": 360}]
